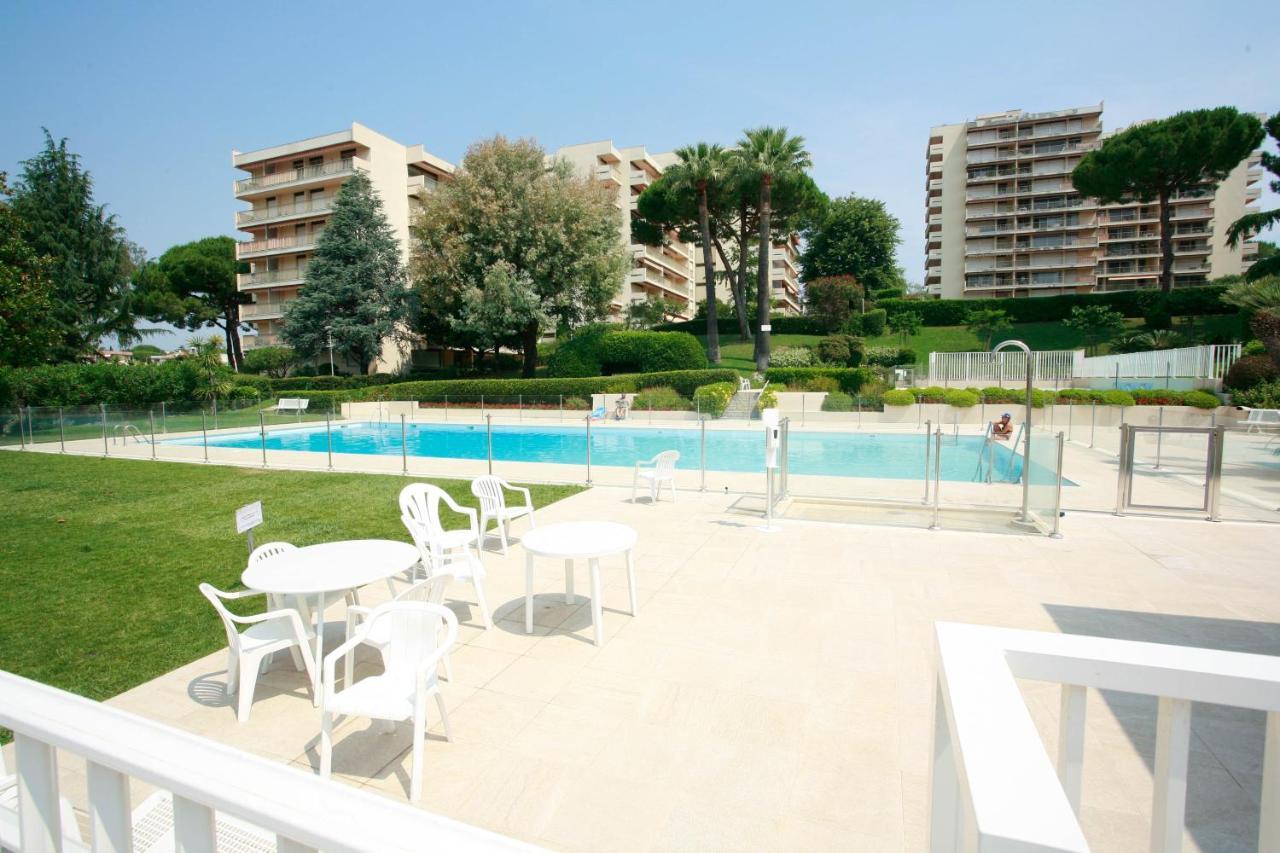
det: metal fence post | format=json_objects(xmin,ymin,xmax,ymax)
[
  {"xmin": 58, "ymin": 407, "xmax": 65, "ymax": 453},
  {"xmin": 258, "ymin": 411, "xmax": 268, "ymax": 468},
  {"xmin": 160, "ymin": 401, "xmax": 167, "ymax": 434},
  {"xmin": 1089, "ymin": 401, "xmax": 1097, "ymax": 448},
  {"xmin": 201, "ymin": 411, "xmax": 209, "ymax": 463},
  {"xmin": 148, "ymin": 409, "xmax": 157, "ymax": 460},
  {"xmin": 480, "ymin": 394, "xmax": 485, "ymax": 418},
  {"xmin": 326, "ymin": 412, "xmax": 334, "ymax": 471},
  {"xmin": 16, "ymin": 407, "xmax": 25, "ymax": 451},
  {"xmin": 1155, "ymin": 406, "xmax": 1165, "ymax": 469},
  {"xmin": 518, "ymin": 394, "xmax": 523, "ymax": 423},
  {"xmin": 485, "ymin": 413, "xmax": 493, "ymax": 475},
  {"xmin": 584, "ymin": 415, "xmax": 592, "ymax": 486},
  {"xmin": 801, "ymin": 394, "xmax": 805, "ymax": 426},
  {"xmin": 101, "ymin": 403, "xmax": 108, "ymax": 456},
  {"xmin": 400, "ymin": 414, "xmax": 408, "ymax": 475},
  {"xmin": 444, "ymin": 394, "xmax": 449, "ymax": 422},
  {"xmin": 929, "ymin": 428, "xmax": 943, "ymax": 530},
  {"xmin": 1115, "ymin": 424, "xmax": 1131, "ymax": 515},
  {"xmin": 1206, "ymin": 425, "xmax": 1224, "ymax": 522},
  {"xmin": 922, "ymin": 419, "xmax": 932, "ymax": 504},
  {"xmin": 699, "ymin": 416, "xmax": 707, "ymax": 492},
  {"xmin": 212, "ymin": 397, "xmax": 218, "ymax": 431},
  {"xmin": 1050, "ymin": 432, "xmax": 1065, "ymax": 538}
]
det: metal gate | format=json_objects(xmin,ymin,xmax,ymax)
[{"xmin": 1114, "ymin": 424, "xmax": 1225, "ymax": 520}]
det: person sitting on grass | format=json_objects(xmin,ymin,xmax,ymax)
[{"xmin": 992, "ymin": 412, "xmax": 1014, "ymax": 440}]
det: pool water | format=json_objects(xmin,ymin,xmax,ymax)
[{"xmin": 172, "ymin": 422, "xmax": 1039, "ymax": 483}]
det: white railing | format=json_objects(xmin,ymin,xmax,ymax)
[
  {"xmin": 930, "ymin": 623, "xmax": 1280, "ymax": 851},
  {"xmin": 928, "ymin": 350, "xmax": 1081, "ymax": 385},
  {"xmin": 1077, "ymin": 344, "xmax": 1241, "ymax": 381},
  {"xmin": 0, "ymin": 670, "xmax": 533, "ymax": 852}
]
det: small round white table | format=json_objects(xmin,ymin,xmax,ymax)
[
  {"xmin": 241, "ymin": 539, "xmax": 420, "ymax": 702},
  {"xmin": 521, "ymin": 521, "xmax": 638, "ymax": 646}
]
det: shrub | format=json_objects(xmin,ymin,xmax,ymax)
[
  {"xmin": 768, "ymin": 346, "xmax": 815, "ymax": 368},
  {"xmin": 547, "ymin": 325, "xmax": 707, "ymax": 377},
  {"xmin": 882, "ymin": 389, "xmax": 914, "ymax": 406},
  {"xmin": 804, "ymin": 276, "xmax": 863, "ymax": 333},
  {"xmin": 1243, "ymin": 340, "xmax": 1267, "ymax": 356},
  {"xmin": 241, "ymin": 346, "xmax": 298, "ymax": 377},
  {"xmin": 632, "ymin": 386, "xmax": 692, "ymax": 411},
  {"xmin": 1101, "ymin": 390, "xmax": 1136, "ymax": 406},
  {"xmin": 815, "ymin": 336, "xmax": 850, "ymax": 365},
  {"xmin": 1233, "ymin": 380, "xmax": 1280, "ymax": 408},
  {"xmin": 821, "ymin": 391, "xmax": 854, "ymax": 411},
  {"xmin": 1182, "ymin": 390, "xmax": 1221, "ymax": 409},
  {"xmin": 861, "ymin": 308, "xmax": 887, "ymax": 337},
  {"xmin": 653, "ymin": 314, "xmax": 827, "ymax": 336},
  {"xmin": 797, "ymin": 376, "xmax": 840, "ymax": 393},
  {"xmin": 910, "ymin": 386, "xmax": 947, "ymax": 403},
  {"xmin": 763, "ymin": 367, "xmax": 875, "ymax": 393},
  {"xmin": 564, "ymin": 396, "xmax": 590, "ymax": 410},
  {"xmin": 757, "ymin": 385, "xmax": 778, "ymax": 409},
  {"xmin": 944, "ymin": 389, "xmax": 978, "ymax": 408},
  {"xmin": 843, "ymin": 314, "xmax": 863, "ymax": 335},
  {"xmin": 1224, "ymin": 354, "xmax": 1279, "ymax": 391},
  {"xmin": 876, "ymin": 285, "xmax": 1231, "ymax": 327},
  {"xmin": 1131, "ymin": 389, "xmax": 1185, "ymax": 406},
  {"xmin": 693, "ymin": 382, "xmax": 737, "ymax": 417}
]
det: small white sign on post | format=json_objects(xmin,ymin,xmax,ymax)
[{"xmin": 235, "ymin": 501, "xmax": 263, "ymax": 552}]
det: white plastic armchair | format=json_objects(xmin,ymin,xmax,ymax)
[
  {"xmin": 470, "ymin": 475, "xmax": 536, "ymax": 554},
  {"xmin": 633, "ymin": 450, "xmax": 679, "ymax": 503},
  {"xmin": 399, "ymin": 483, "xmax": 491, "ymax": 628},
  {"xmin": 199, "ymin": 583, "xmax": 317, "ymax": 722},
  {"xmin": 344, "ymin": 572, "xmax": 456, "ymax": 687},
  {"xmin": 320, "ymin": 601, "xmax": 459, "ymax": 802}
]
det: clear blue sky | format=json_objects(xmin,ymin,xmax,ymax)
[{"xmin": 2, "ymin": 0, "xmax": 1276, "ymax": 347}]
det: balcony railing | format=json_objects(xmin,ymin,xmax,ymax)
[
  {"xmin": 235, "ymin": 158, "xmax": 360, "ymax": 194},
  {"xmin": 239, "ymin": 269, "xmax": 306, "ymax": 288},
  {"xmin": 237, "ymin": 234, "xmax": 317, "ymax": 257},
  {"xmin": 235, "ymin": 198, "xmax": 336, "ymax": 227},
  {"xmin": 632, "ymin": 245, "xmax": 691, "ymax": 280},
  {"xmin": 929, "ymin": 622, "xmax": 1280, "ymax": 852},
  {"xmin": 0, "ymin": 670, "xmax": 529, "ymax": 853}
]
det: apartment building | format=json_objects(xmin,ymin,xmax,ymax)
[
  {"xmin": 925, "ymin": 105, "xmax": 1262, "ymax": 299},
  {"xmin": 554, "ymin": 141, "xmax": 699, "ymax": 320},
  {"xmin": 692, "ymin": 233, "xmax": 803, "ymax": 315},
  {"xmin": 232, "ymin": 123, "xmax": 453, "ymax": 369}
]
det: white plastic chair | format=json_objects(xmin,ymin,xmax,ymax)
[
  {"xmin": 320, "ymin": 601, "xmax": 459, "ymax": 802},
  {"xmin": 344, "ymin": 572, "xmax": 456, "ymax": 687},
  {"xmin": 199, "ymin": 583, "xmax": 317, "ymax": 722},
  {"xmin": 633, "ymin": 450, "xmax": 679, "ymax": 503},
  {"xmin": 470, "ymin": 475, "xmax": 536, "ymax": 555},
  {"xmin": 400, "ymin": 483, "xmax": 492, "ymax": 628}
]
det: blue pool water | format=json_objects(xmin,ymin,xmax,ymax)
[{"xmin": 171, "ymin": 422, "xmax": 1042, "ymax": 483}]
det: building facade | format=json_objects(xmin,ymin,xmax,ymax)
[
  {"xmin": 925, "ymin": 105, "xmax": 1262, "ymax": 299},
  {"xmin": 692, "ymin": 233, "xmax": 803, "ymax": 316},
  {"xmin": 232, "ymin": 123, "xmax": 453, "ymax": 369},
  {"xmin": 554, "ymin": 141, "xmax": 699, "ymax": 320}
]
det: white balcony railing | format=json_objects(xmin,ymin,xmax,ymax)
[
  {"xmin": 930, "ymin": 622, "xmax": 1280, "ymax": 852},
  {"xmin": 0, "ymin": 670, "xmax": 532, "ymax": 852},
  {"xmin": 235, "ymin": 158, "xmax": 361, "ymax": 194},
  {"xmin": 238, "ymin": 235, "xmax": 317, "ymax": 257},
  {"xmin": 235, "ymin": 198, "xmax": 336, "ymax": 227},
  {"xmin": 239, "ymin": 269, "xmax": 307, "ymax": 288}
]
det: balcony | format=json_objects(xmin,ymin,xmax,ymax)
[
  {"xmin": 596, "ymin": 164, "xmax": 622, "ymax": 188},
  {"xmin": 628, "ymin": 265, "xmax": 690, "ymax": 299},
  {"xmin": 631, "ymin": 244, "xmax": 691, "ymax": 280},
  {"xmin": 929, "ymin": 179, "xmax": 943, "ymax": 192},
  {"xmin": 240, "ymin": 301, "xmax": 287, "ymax": 321},
  {"xmin": 234, "ymin": 157, "xmax": 364, "ymax": 196},
  {"xmin": 237, "ymin": 234, "xmax": 317, "ymax": 259},
  {"xmin": 929, "ymin": 143, "xmax": 944, "ymax": 157},
  {"xmin": 238, "ymin": 269, "xmax": 306, "ymax": 289},
  {"xmin": 629, "ymin": 170, "xmax": 654, "ymax": 188},
  {"xmin": 235, "ymin": 197, "xmax": 336, "ymax": 228},
  {"xmin": 406, "ymin": 174, "xmax": 440, "ymax": 198}
]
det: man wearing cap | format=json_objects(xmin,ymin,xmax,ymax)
[{"xmin": 992, "ymin": 412, "xmax": 1014, "ymax": 440}]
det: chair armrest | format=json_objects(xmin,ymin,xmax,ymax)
[
  {"xmin": 323, "ymin": 631, "xmax": 370, "ymax": 696},
  {"xmin": 439, "ymin": 494, "xmax": 481, "ymax": 534},
  {"xmin": 217, "ymin": 588, "xmax": 269, "ymax": 601},
  {"xmin": 232, "ymin": 608, "xmax": 309, "ymax": 641},
  {"xmin": 505, "ymin": 483, "xmax": 533, "ymax": 509}
]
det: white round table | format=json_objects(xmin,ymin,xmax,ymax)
[
  {"xmin": 521, "ymin": 521, "xmax": 638, "ymax": 646},
  {"xmin": 242, "ymin": 539, "xmax": 419, "ymax": 701}
]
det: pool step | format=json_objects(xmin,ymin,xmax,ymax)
[{"xmin": 721, "ymin": 390, "xmax": 760, "ymax": 420}]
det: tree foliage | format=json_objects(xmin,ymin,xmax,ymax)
[
  {"xmin": 133, "ymin": 236, "xmax": 248, "ymax": 369},
  {"xmin": 965, "ymin": 308, "xmax": 1012, "ymax": 349},
  {"xmin": 0, "ymin": 173, "xmax": 59, "ymax": 366},
  {"xmin": 1072, "ymin": 108, "xmax": 1264, "ymax": 292},
  {"xmin": 10, "ymin": 131, "xmax": 136, "ymax": 359},
  {"xmin": 1227, "ymin": 112, "xmax": 1280, "ymax": 281},
  {"xmin": 799, "ymin": 195, "xmax": 903, "ymax": 299},
  {"xmin": 1064, "ymin": 305, "xmax": 1126, "ymax": 355},
  {"xmin": 624, "ymin": 295, "xmax": 683, "ymax": 329},
  {"xmin": 241, "ymin": 345, "xmax": 298, "ymax": 378},
  {"xmin": 412, "ymin": 136, "xmax": 627, "ymax": 376},
  {"xmin": 804, "ymin": 275, "xmax": 863, "ymax": 333},
  {"xmin": 887, "ymin": 309, "xmax": 921, "ymax": 346},
  {"xmin": 283, "ymin": 171, "xmax": 408, "ymax": 374}
]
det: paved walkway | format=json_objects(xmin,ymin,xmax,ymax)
[{"xmin": 13, "ymin": 484, "xmax": 1280, "ymax": 851}]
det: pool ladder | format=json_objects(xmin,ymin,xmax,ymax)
[{"xmin": 972, "ymin": 421, "xmax": 1024, "ymax": 484}]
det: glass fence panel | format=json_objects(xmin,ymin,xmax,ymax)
[
  {"xmin": 1024, "ymin": 427, "xmax": 1063, "ymax": 535},
  {"xmin": 1218, "ymin": 427, "xmax": 1280, "ymax": 523}
]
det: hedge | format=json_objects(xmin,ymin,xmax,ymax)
[
  {"xmin": 546, "ymin": 326, "xmax": 707, "ymax": 377},
  {"xmin": 358, "ymin": 369, "xmax": 740, "ymax": 402},
  {"xmin": 654, "ymin": 315, "xmax": 829, "ymax": 336},
  {"xmin": 0, "ymin": 361, "xmax": 210, "ymax": 408},
  {"xmin": 763, "ymin": 367, "xmax": 875, "ymax": 393},
  {"xmin": 882, "ymin": 389, "xmax": 914, "ymax": 406},
  {"xmin": 693, "ymin": 382, "xmax": 737, "ymax": 417},
  {"xmin": 877, "ymin": 285, "xmax": 1231, "ymax": 327}
]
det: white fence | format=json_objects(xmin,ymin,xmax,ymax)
[
  {"xmin": 0, "ymin": 670, "xmax": 533, "ymax": 852},
  {"xmin": 927, "ymin": 344, "xmax": 1241, "ymax": 386},
  {"xmin": 930, "ymin": 622, "xmax": 1280, "ymax": 852},
  {"xmin": 1076, "ymin": 344, "xmax": 1241, "ymax": 381}
]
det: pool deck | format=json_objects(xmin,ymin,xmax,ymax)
[{"xmin": 7, "ymin": 481, "xmax": 1279, "ymax": 851}]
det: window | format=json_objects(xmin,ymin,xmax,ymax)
[
  {"xmin": 309, "ymin": 156, "xmax": 323, "ymax": 168},
  {"xmin": 340, "ymin": 148, "xmax": 356, "ymax": 161}
]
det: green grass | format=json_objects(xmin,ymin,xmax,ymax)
[
  {"xmin": 0, "ymin": 453, "xmax": 580, "ymax": 739},
  {"xmin": 697, "ymin": 315, "xmax": 1244, "ymax": 373}
]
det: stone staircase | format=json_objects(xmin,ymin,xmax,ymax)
[{"xmin": 721, "ymin": 389, "xmax": 761, "ymax": 420}]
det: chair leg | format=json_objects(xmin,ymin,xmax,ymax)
[
  {"xmin": 226, "ymin": 651, "xmax": 239, "ymax": 693},
  {"xmin": 411, "ymin": 702, "xmax": 427, "ymax": 802},
  {"xmin": 498, "ymin": 519, "xmax": 509, "ymax": 556},
  {"xmin": 435, "ymin": 691, "xmax": 453, "ymax": 741},
  {"xmin": 236, "ymin": 654, "xmax": 261, "ymax": 723},
  {"xmin": 288, "ymin": 645, "xmax": 306, "ymax": 672},
  {"xmin": 472, "ymin": 577, "xmax": 493, "ymax": 629},
  {"xmin": 319, "ymin": 710, "xmax": 333, "ymax": 778},
  {"xmin": 441, "ymin": 652, "xmax": 454, "ymax": 682}
]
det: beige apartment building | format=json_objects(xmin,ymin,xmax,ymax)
[
  {"xmin": 925, "ymin": 105, "xmax": 1262, "ymax": 299},
  {"xmin": 692, "ymin": 233, "xmax": 803, "ymax": 315},
  {"xmin": 232, "ymin": 123, "xmax": 453, "ymax": 370}
]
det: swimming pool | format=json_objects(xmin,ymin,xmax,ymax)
[{"xmin": 172, "ymin": 422, "xmax": 1036, "ymax": 483}]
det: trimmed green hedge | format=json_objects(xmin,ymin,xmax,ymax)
[
  {"xmin": 0, "ymin": 361, "xmax": 211, "ymax": 408},
  {"xmin": 655, "ymin": 315, "xmax": 829, "ymax": 336},
  {"xmin": 360, "ymin": 369, "xmax": 740, "ymax": 402},
  {"xmin": 878, "ymin": 285, "xmax": 1231, "ymax": 327},
  {"xmin": 763, "ymin": 367, "xmax": 875, "ymax": 393},
  {"xmin": 882, "ymin": 389, "xmax": 914, "ymax": 406},
  {"xmin": 693, "ymin": 382, "xmax": 737, "ymax": 417},
  {"xmin": 546, "ymin": 326, "xmax": 707, "ymax": 377}
]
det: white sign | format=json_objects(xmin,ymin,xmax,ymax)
[
  {"xmin": 235, "ymin": 501, "xmax": 263, "ymax": 534},
  {"xmin": 759, "ymin": 324, "xmax": 772, "ymax": 332}
]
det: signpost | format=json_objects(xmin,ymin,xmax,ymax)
[{"xmin": 235, "ymin": 501, "xmax": 264, "ymax": 553}]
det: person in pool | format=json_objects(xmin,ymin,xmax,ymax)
[{"xmin": 992, "ymin": 412, "xmax": 1014, "ymax": 440}]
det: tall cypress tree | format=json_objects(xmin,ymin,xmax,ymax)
[
  {"xmin": 282, "ymin": 171, "xmax": 407, "ymax": 373},
  {"xmin": 11, "ymin": 131, "xmax": 135, "ymax": 360}
]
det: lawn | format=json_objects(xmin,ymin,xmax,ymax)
[
  {"xmin": 0, "ymin": 452, "xmax": 580, "ymax": 740},
  {"xmin": 697, "ymin": 314, "xmax": 1243, "ymax": 372}
]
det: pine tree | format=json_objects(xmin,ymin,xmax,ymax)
[{"xmin": 282, "ymin": 171, "xmax": 407, "ymax": 373}]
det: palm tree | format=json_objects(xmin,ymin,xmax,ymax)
[
  {"xmin": 737, "ymin": 128, "xmax": 812, "ymax": 371},
  {"xmin": 668, "ymin": 144, "xmax": 728, "ymax": 363}
]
